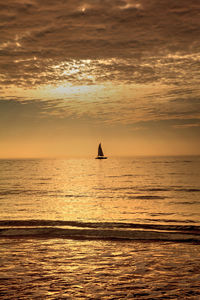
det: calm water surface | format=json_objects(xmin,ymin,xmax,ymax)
[
  {"xmin": 0, "ymin": 156, "xmax": 200, "ymax": 299},
  {"xmin": 1, "ymin": 156, "xmax": 200, "ymax": 224}
]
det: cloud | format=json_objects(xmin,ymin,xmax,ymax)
[
  {"xmin": 1, "ymin": 76, "xmax": 200, "ymax": 129},
  {"xmin": 173, "ymin": 123, "xmax": 200, "ymax": 129},
  {"xmin": 0, "ymin": 0, "xmax": 200, "ymax": 149},
  {"xmin": 0, "ymin": 0, "xmax": 199, "ymax": 87}
]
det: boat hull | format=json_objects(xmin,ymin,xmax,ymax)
[{"xmin": 95, "ymin": 156, "xmax": 108, "ymax": 159}]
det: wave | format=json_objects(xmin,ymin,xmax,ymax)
[
  {"xmin": 94, "ymin": 187, "xmax": 200, "ymax": 193},
  {"xmin": 1, "ymin": 186, "xmax": 199, "ymax": 198},
  {"xmin": 0, "ymin": 220, "xmax": 199, "ymax": 243},
  {"xmin": 152, "ymin": 160, "xmax": 193, "ymax": 164},
  {"xmin": 174, "ymin": 188, "xmax": 200, "ymax": 192},
  {"xmin": 126, "ymin": 195, "xmax": 167, "ymax": 200}
]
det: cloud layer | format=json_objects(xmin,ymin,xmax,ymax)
[
  {"xmin": 0, "ymin": 0, "xmax": 200, "ymax": 86},
  {"xmin": 1, "ymin": 1, "xmax": 200, "ymax": 157}
]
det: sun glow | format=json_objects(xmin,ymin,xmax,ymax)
[
  {"xmin": 51, "ymin": 59, "xmax": 95, "ymax": 83},
  {"xmin": 47, "ymin": 83, "xmax": 106, "ymax": 98}
]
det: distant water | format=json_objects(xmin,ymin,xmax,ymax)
[{"xmin": 0, "ymin": 156, "xmax": 200, "ymax": 299}]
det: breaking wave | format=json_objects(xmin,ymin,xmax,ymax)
[{"xmin": 0, "ymin": 220, "xmax": 199, "ymax": 243}]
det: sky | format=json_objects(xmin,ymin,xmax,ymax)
[{"xmin": 0, "ymin": 0, "xmax": 200, "ymax": 158}]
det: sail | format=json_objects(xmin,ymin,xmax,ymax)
[{"xmin": 98, "ymin": 143, "xmax": 104, "ymax": 156}]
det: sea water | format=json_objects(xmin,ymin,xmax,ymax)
[{"xmin": 0, "ymin": 156, "xmax": 200, "ymax": 299}]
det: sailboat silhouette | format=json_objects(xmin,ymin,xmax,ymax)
[{"xmin": 95, "ymin": 143, "xmax": 107, "ymax": 159}]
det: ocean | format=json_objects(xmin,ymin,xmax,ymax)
[{"xmin": 0, "ymin": 156, "xmax": 200, "ymax": 299}]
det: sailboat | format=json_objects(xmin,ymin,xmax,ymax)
[{"xmin": 95, "ymin": 143, "xmax": 108, "ymax": 159}]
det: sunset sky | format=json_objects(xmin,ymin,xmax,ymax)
[{"xmin": 0, "ymin": 0, "xmax": 200, "ymax": 158}]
